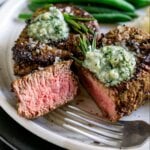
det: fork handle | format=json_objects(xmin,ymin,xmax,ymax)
[
  {"xmin": 146, "ymin": 122, "xmax": 150, "ymax": 137},
  {"xmin": 123, "ymin": 121, "xmax": 150, "ymax": 137},
  {"xmin": 139, "ymin": 121, "xmax": 150, "ymax": 137}
]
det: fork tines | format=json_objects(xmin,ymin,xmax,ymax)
[{"xmin": 50, "ymin": 105, "xmax": 124, "ymax": 147}]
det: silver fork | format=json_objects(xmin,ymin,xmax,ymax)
[{"xmin": 50, "ymin": 105, "xmax": 150, "ymax": 148}]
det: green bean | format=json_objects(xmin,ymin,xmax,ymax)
[
  {"xmin": 28, "ymin": 3, "xmax": 52, "ymax": 12},
  {"xmin": 18, "ymin": 13, "xmax": 32, "ymax": 20},
  {"xmin": 79, "ymin": 6, "xmax": 138, "ymax": 18},
  {"xmin": 92, "ymin": 13, "xmax": 132, "ymax": 23},
  {"xmin": 79, "ymin": 6, "xmax": 119, "ymax": 14},
  {"xmin": 125, "ymin": 12, "xmax": 138, "ymax": 18},
  {"xmin": 125, "ymin": 0, "xmax": 150, "ymax": 8},
  {"xmin": 30, "ymin": 0, "xmax": 135, "ymax": 12}
]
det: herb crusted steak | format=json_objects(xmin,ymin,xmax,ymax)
[
  {"xmin": 78, "ymin": 26, "xmax": 150, "ymax": 121},
  {"xmin": 12, "ymin": 61, "xmax": 78, "ymax": 119},
  {"xmin": 12, "ymin": 4, "xmax": 99, "ymax": 76}
]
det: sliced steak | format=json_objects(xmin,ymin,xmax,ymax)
[
  {"xmin": 78, "ymin": 67, "xmax": 118, "ymax": 121},
  {"xmin": 12, "ymin": 4, "xmax": 99, "ymax": 76},
  {"xmin": 12, "ymin": 60, "xmax": 78, "ymax": 119},
  {"xmin": 78, "ymin": 26, "xmax": 150, "ymax": 121}
]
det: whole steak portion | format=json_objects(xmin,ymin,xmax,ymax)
[
  {"xmin": 12, "ymin": 61, "xmax": 78, "ymax": 119},
  {"xmin": 79, "ymin": 26, "xmax": 150, "ymax": 121},
  {"xmin": 12, "ymin": 4, "xmax": 99, "ymax": 76}
]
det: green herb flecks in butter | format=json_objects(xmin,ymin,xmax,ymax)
[
  {"xmin": 28, "ymin": 7, "xmax": 69, "ymax": 43},
  {"xmin": 83, "ymin": 45, "xmax": 136, "ymax": 86}
]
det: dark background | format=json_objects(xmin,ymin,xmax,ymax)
[{"xmin": 0, "ymin": 108, "xmax": 65, "ymax": 150}]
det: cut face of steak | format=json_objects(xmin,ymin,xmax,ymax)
[
  {"xmin": 12, "ymin": 4, "xmax": 100, "ymax": 76},
  {"xmin": 78, "ymin": 26, "xmax": 150, "ymax": 121},
  {"xmin": 12, "ymin": 60, "xmax": 78, "ymax": 119},
  {"xmin": 78, "ymin": 67, "xmax": 118, "ymax": 121}
]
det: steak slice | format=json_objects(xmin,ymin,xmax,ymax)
[
  {"xmin": 78, "ymin": 67, "xmax": 118, "ymax": 121},
  {"xmin": 78, "ymin": 26, "xmax": 150, "ymax": 121},
  {"xmin": 12, "ymin": 60, "xmax": 78, "ymax": 119},
  {"xmin": 12, "ymin": 4, "xmax": 99, "ymax": 76}
]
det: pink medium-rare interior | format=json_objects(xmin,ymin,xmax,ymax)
[
  {"xmin": 13, "ymin": 65, "xmax": 78, "ymax": 118},
  {"xmin": 79, "ymin": 68, "xmax": 118, "ymax": 121}
]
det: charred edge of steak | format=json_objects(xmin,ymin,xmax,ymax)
[
  {"xmin": 12, "ymin": 40, "xmax": 72, "ymax": 65},
  {"xmin": 12, "ymin": 4, "xmax": 100, "ymax": 76},
  {"xmin": 14, "ymin": 61, "xmax": 40, "ymax": 76},
  {"xmin": 116, "ymin": 69, "xmax": 150, "ymax": 117},
  {"xmin": 12, "ymin": 60, "xmax": 78, "ymax": 119}
]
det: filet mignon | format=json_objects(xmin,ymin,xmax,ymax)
[
  {"xmin": 12, "ymin": 4, "xmax": 99, "ymax": 76},
  {"xmin": 12, "ymin": 60, "xmax": 78, "ymax": 119},
  {"xmin": 78, "ymin": 26, "xmax": 150, "ymax": 121}
]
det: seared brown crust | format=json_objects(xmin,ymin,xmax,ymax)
[
  {"xmin": 12, "ymin": 4, "xmax": 100, "ymax": 76},
  {"xmin": 14, "ymin": 62, "xmax": 39, "ymax": 76},
  {"xmin": 116, "ymin": 69, "xmax": 150, "ymax": 117}
]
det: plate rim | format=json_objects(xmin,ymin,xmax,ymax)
[{"xmin": 0, "ymin": 1, "xmax": 149, "ymax": 150}]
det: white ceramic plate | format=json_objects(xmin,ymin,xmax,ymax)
[{"xmin": 0, "ymin": 0, "xmax": 149, "ymax": 149}]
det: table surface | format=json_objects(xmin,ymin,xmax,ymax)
[{"xmin": 0, "ymin": 108, "xmax": 65, "ymax": 150}]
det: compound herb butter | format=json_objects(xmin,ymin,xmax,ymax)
[
  {"xmin": 28, "ymin": 7, "xmax": 69, "ymax": 43},
  {"xmin": 83, "ymin": 46, "xmax": 136, "ymax": 86}
]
